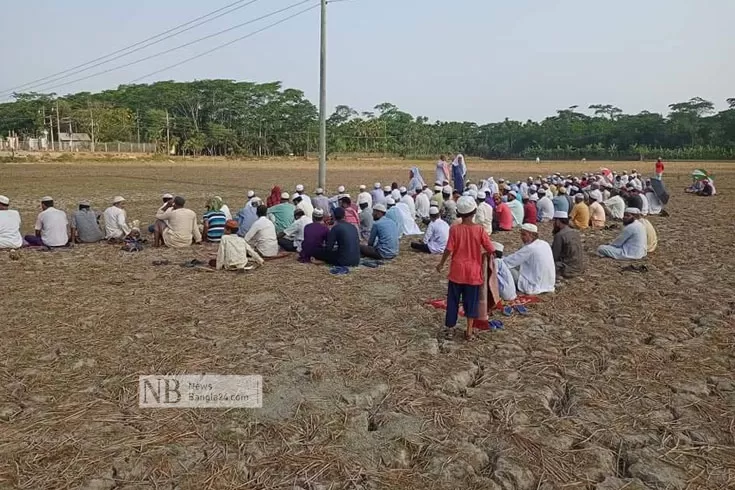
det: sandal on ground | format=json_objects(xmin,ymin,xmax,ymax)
[
  {"xmin": 514, "ymin": 305, "xmax": 529, "ymax": 316},
  {"xmin": 502, "ymin": 306, "xmax": 514, "ymax": 317},
  {"xmin": 490, "ymin": 319, "xmax": 505, "ymax": 330}
]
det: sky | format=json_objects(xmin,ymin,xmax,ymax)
[{"xmin": 1, "ymin": 0, "xmax": 734, "ymax": 123}]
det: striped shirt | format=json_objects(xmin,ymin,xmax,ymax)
[{"xmin": 203, "ymin": 210, "xmax": 227, "ymax": 242}]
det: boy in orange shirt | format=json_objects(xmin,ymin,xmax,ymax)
[{"xmin": 437, "ymin": 196, "xmax": 496, "ymax": 341}]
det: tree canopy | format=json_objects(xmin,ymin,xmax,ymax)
[{"xmin": 1, "ymin": 81, "xmax": 734, "ymax": 160}]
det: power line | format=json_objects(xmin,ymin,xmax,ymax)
[
  {"xmin": 129, "ymin": 4, "xmax": 320, "ymax": 83},
  {"xmin": 1, "ymin": 0, "xmax": 313, "ymax": 98},
  {"xmin": 0, "ymin": 0, "xmax": 263, "ymax": 95}
]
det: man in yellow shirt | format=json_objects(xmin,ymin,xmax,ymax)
[
  {"xmin": 569, "ymin": 194, "xmax": 590, "ymax": 230},
  {"xmin": 588, "ymin": 195, "xmax": 606, "ymax": 228}
]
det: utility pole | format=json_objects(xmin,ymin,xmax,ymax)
[
  {"xmin": 68, "ymin": 120, "xmax": 73, "ymax": 152},
  {"xmin": 165, "ymin": 109, "xmax": 170, "ymax": 155},
  {"xmin": 89, "ymin": 106, "xmax": 95, "ymax": 152},
  {"xmin": 136, "ymin": 109, "xmax": 141, "ymax": 145},
  {"xmin": 317, "ymin": 0, "xmax": 327, "ymax": 189},
  {"xmin": 55, "ymin": 100, "xmax": 62, "ymax": 150}
]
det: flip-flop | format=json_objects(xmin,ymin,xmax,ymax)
[
  {"xmin": 329, "ymin": 266, "xmax": 350, "ymax": 275},
  {"xmin": 514, "ymin": 305, "xmax": 529, "ymax": 316},
  {"xmin": 502, "ymin": 306, "xmax": 514, "ymax": 317},
  {"xmin": 489, "ymin": 319, "xmax": 505, "ymax": 330}
]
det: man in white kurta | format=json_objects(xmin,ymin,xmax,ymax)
[
  {"xmin": 243, "ymin": 206, "xmax": 279, "ymax": 258},
  {"xmin": 503, "ymin": 223, "xmax": 556, "ymax": 294},
  {"xmin": 216, "ymin": 221, "xmax": 264, "ymax": 270},
  {"xmin": 0, "ymin": 195, "xmax": 22, "ymax": 249},
  {"xmin": 399, "ymin": 187, "xmax": 416, "ymax": 219},
  {"xmin": 597, "ymin": 208, "xmax": 648, "ymax": 260},
  {"xmin": 415, "ymin": 190, "xmax": 431, "ymax": 223},
  {"xmin": 358, "ymin": 185, "xmax": 373, "ymax": 210},
  {"xmin": 492, "ymin": 242, "xmax": 517, "ymax": 302},
  {"xmin": 104, "ymin": 196, "xmax": 131, "ymax": 240},
  {"xmin": 603, "ymin": 192, "xmax": 626, "ymax": 220},
  {"xmin": 474, "ymin": 191, "xmax": 493, "ymax": 236}
]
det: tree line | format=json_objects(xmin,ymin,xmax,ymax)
[{"xmin": 1, "ymin": 80, "xmax": 734, "ymax": 160}]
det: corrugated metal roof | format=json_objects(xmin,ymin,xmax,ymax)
[{"xmin": 58, "ymin": 132, "xmax": 91, "ymax": 141}]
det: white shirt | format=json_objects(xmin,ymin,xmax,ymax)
[
  {"xmin": 645, "ymin": 191, "xmax": 662, "ymax": 215},
  {"xmin": 400, "ymin": 195, "xmax": 416, "ymax": 218},
  {"xmin": 0, "ymin": 209, "xmax": 22, "ymax": 249},
  {"xmin": 283, "ymin": 215, "xmax": 312, "ymax": 252},
  {"xmin": 536, "ymin": 196, "xmax": 555, "ymax": 222},
  {"xmin": 220, "ymin": 204, "xmax": 232, "ymax": 221},
  {"xmin": 243, "ymin": 216, "xmax": 279, "ymax": 257},
  {"xmin": 504, "ymin": 239, "xmax": 556, "ymax": 295},
  {"xmin": 423, "ymin": 218, "xmax": 449, "ymax": 254},
  {"xmin": 103, "ymin": 206, "xmax": 131, "ymax": 239},
  {"xmin": 604, "ymin": 195, "xmax": 626, "ymax": 219},
  {"xmin": 474, "ymin": 202, "xmax": 493, "ymax": 236},
  {"xmin": 34, "ymin": 207, "xmax": 69, "ymax": 247},
  {"xmin": 415, "ymin": 192, "xmax": 430, "ymax": 219},
  {"xmin": 296, "ymin": 199, "xmax": 314, "ymax": 218},
  {"xmin": 639, "ymin": 193, "xmax": 649, "ymax": 216},
  {"xmin": 216, "ymin": 234, "xmax": 263, "ymax": 270},
  {"xmin": 495, "ymin": 258, "xmax": 517, "ymax": 301},
  {"xmin": 358, "ymin": 191, "xmax": 373, "ymax": 209}
]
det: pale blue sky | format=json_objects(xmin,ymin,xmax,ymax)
[{"xmin": 1, "ymin": 0, "xmax": 733, "ymax": 122}]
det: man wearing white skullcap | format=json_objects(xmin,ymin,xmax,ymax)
[
  {"xmin": 311, "ymin": 188, "xmax": 331, "ymax": 218},
  {"xmin": 358, "ymin": 184, "xmax": 373, "ymax": 210},
  {"xmin": 357, "ymin": 193, "xmax": 374, "ymax": 241},
  {"xmin": 102, "ymin": 196, "xmax": 131, "ymax": 241},
  {"xmin": 371, "ymin": 183, "xmax": 386, "ymax": 206},
  {"xmin": 294, "ymin": 184, "xmax": 313, "ymax": 209},
  {"xmin": 474, "ymin": 191, "xmax": 493, "ymax": 237},
  {"xmin": 266, "ymin": 192, "xmax": 296, "ymax": 234},
  {"xmin": 551, "ymin": 211, "xmax": 585, "ymax": 278},
  {"xmin": 492, "ymin": 241, "xmax": 517, "ymax": 302},
  {"xmin": 415, "ymin": 184, "xmax": 431, "ymax": 224},
  {"xmin": 503, "ymin": 223, "xmax": 556, "ymax": 294},
  {"xmin": 410, "ymin": 206, "xmax": 448, "ymax": 254},
  {"xmin": 597, "ymin": 208, "xmax": 647, "ymax": 260},
  {"xmin": 441, "ymin": 185, "xmax": 457, "ymax": 225},
  {"xmin": 398, "ymin": 186, "xmax": 416, "ymax": 219},
  {"xmin": 0, "ymin": 194, "xmax": 23, "ymax": 249},
  {"xmin": 432, "ymin": 184, "xmax": 444, "ymax": 210}
]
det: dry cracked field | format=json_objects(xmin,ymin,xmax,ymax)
[{"xmin": 1, "ymin": 158, "xmax": 734, "ymax": 490}]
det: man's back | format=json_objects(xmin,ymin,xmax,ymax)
[
  {"xmin": 536, "ymin": 197, "xmax": 554, "ymax": 221},
  {"xmin": 72, "ymin": 209, "xmax": 103, "ymax": 243},
  {"xmin": 552, "ymin": 227, "xmax": 585, "ymax": 277},
  {"xmin": 245, "ymin": 216, "xmax": 278, "ymax": 257},
  {"xmin": 327, "ymin": 221, "xmax": 360, "ymax": 266},
  {"xmin": 36, "ymin": 207, "xmax": 68, "ymax": 247},
  {"xmin": 371, "ymin": 217, "xmax": 400, "ymax": 259},
  {"xmin": 570, "ymin": 202, "xmax": 589, "ymax": 229},
  {"xmin": 267, "ymin": 203, "xmax": 295, "ymax": 233},
  {"xmin": 0, "ymin": 209, "xmax": 22, "ymax": 248}
]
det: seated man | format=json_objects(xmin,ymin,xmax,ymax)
[
  {"xmin": 104, "ymin": 196, "xmax": 132, "ymax": 241},
  {"xmin": 569, "ymin": 194, "xmax": 589, "ymax": 230},
  {"xmin": 361, "ymin": 203, "xmax": 400, "ymax": 260},
  {"xmin": 215, "ymin": 220, "xmax": 264, "ymax": 270},
  {"xmin": 71, "ymin": 200, "xmax": 104, "ymax": 243},
  {"xmin": 267, "ymin": 192, "xmax": 296, "ymax": 233},
  {"xmin": 149, "ymin": 193, "xmax": 174, "ymax": 240},
  {"xmin": 551, "ymin": 211, "xmax": 585, "ymax": 278},
  {"xmin": 25, "ymin": 196, "xmax": 69, "ymax": 247},
  {"xmin": 603, "ymin": 189, "xmax": 626, "ymax": 220},
  {"xmin": 358, "ymin": 195, "xmax": 373, "ymax": 242},
  {"xmin": 243, "ymin": 204, "xmax": 279, "ymax": 258},
  {"xmin": 503, "ymin": 223, "xmax": 556, "ymax": 294},
  {"xmin": 492, "ymin": 241, "xmax": 517, "ymax": 302},
  {"xmin": 0, "ymin": 195, "xmax": 23, "ymax": 249},
  {"xmin": 277, "ymin": 207, "xmax": 311, "ymax": 252},
  {"xmin": 597, "ymin": 208, "xmax": 647, "ymax": 260},
  {"xmin": 154, "ymin": 196, "xmax": 202, "ymax": 248},
  {"xmin": 312, "ymin": 207, "xmax": 360, "ymax": 267},
  {"xmin": 639, "ymin": 215, "xmax": 658, "ymax": 253},
  {"xmin": 202, "ymin": 196, "xmax": 227, "ymax": 243},
  {"xmin": 588, "ymin": 194, "xmax": 606, "ymax": 228},
  {"xmin": 410, "ymin": 206, "xmax": 448, "ymax": 254},
  {"xmin": 492, "ymin": 194, "xmax": 513, "ymax": 231},
  {"xmin": 299, "ymin": 209, "xmax": 329, "ymax": 263}
]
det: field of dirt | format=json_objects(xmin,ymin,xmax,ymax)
[{"xmin": 1, "ymin": 158, "xmax": 733, "ymax": 490}]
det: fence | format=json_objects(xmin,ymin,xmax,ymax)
[{"xmin": 0, "ymin": 138, "xmax": 156, "ymax": 153}]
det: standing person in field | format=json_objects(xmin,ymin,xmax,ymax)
[
  {"xmin": 436, "ymin": 196, "xmax": 495, "ymax": 341},
  {"xmin": 71, "ymin": 200, "xmax": 104, "ymax": 243},
  {"xmin": 655, "ymin": 158, "xmax": 665, "ymax": 180},
  {"xmin": 154, "ymin": 196, "xmax": 202, "ymax": 248},
  {"xmin": 0, "ymin": 195, "xmax": 23, "ymax": 249},
  {"xmin": 104, "ymin": 196, "xmax": 131, "ymax": 241},
  {"xmin": 415, "ymin": 185, "xmax": 431, "ymax": 224},
  {"xmin": 25, "ymin": 196, "xmax": 69, "ymax": 247},
  {"xmin": 435, "ymin": 155, "xmax": 450, "ymax": 186},
  {"xmin": 267, "ymin": 192, "xmax": 296, "ymax": 233},
  {"xmin": 451, "ymin": 154, "xmax": 467, "ymax": 193}
]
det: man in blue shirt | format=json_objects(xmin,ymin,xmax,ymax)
[
  {"xmin": 361, "ymin": 203, "xmax": 400, "ymax": 260},
  {"xmin": 312, "ymin": 207, "xmax": 360, "ymax": 266},
  {"xmin": 552, "ymin": 187, "xmax": 570, "ymax": 214}
]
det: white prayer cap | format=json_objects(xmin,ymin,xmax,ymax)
[
  {"xmin": 315, "ymin": 188, "xmax": 324, "ymax": 195},
  {"xmin": 442, "ymin": 185, "xmax": 452, "ymax": 194},
  {"xmin": 433, "ymin": 185, "xmax": 442, "ymax": 191},
  {"xmin": 477, "ymin": 191, "xmax": 486, "ymax": 200},
  {"xmin": 162, "ymin": 193, "xmax": 174, "ymax": 199},
  {"xmin": 530, "ymin": 185, "xmax": 538, "ymax": 191},
  {"xmin": 383, "ymin": 185, "xmax": 392, "ymax": 192},
  {"xmin": 373, "ymin": 203, "xmax": 387, "ymax": 213},
  {"xmin": 357, "ymin": 194, "xmax": 370, "ymax": 205},
  {"xmin": 399, "ymin": 186, "xmax": 407, "ymax": 193},
  {"xmin": 521, "ymin": 223, "xmax": 538, "ymax": 233},
  {"xmin": 313, "ymin": 209, "xmax": 324, "ymax": 218},
  {"xmin": 0, "ymin": 195, "xmax": 9, "ymax": 205},
  {"xmin": 247, "ymin": 190, "xmax": 255, "ymax": 198},
  {"xmin": 429, "ymin": 206, "xmax": 440, "ymax": 215},
  {"xmin": 386, "ymin": 198, "xmax": 396, "ymax": 206},
  {"xmin": 430, "ymin": 200, "xmax": 439, "ymax": 207},
  {"xmin": 558, "ymin": 187, "xmax": 567, "ymax": 194},
  {"xmin": 574, "ymin": 193, "xmax": 585, "ymax": 201},
  {"xmin": 456, "ymin": 196, "xmax": 477, "ymax": 214},
  {"xmin": 251, "ymin": 196, "xmax": 263, "ymax": 203},
  {"xmin": 79, "ymin": 199, "xmax": 90, "ymax": 206},
  {"xmin": 374, "ymin": 182, "xmax": 381, "ymax": 189},
  {"xmin": 113, "ymin": 196, "xmax": 126, "ymax": 204},
  {"xmin": 281, "ymin": 192, "xmax": 290, "ymax": 200},
  {"xmin": 498, "ymin": 178, "xmax": 505, "ymax": 183},
  {"xmin": 553, "ymin": 211, "xmax": 568, "ymax": 219},
  {"xmin": 359, "ymin": 184, "xmax": 366, "ymax": 191},
  {"xmin": 508, "ymin": 190, "xmax": 517, "ymax": 198},
  {"xmin": 41, "ymin": 196, "xmax": 53, "ymax": 202},
  {"xmin": 529, "ymin": 194, "xmax": 539, "ymax": 202},
  {"xmin": 625, "ymin": 207, "xmax": 641, "ymax": 215},
  {"xmin": 492, "ymin": 241, "xmax": 504, "ymax": 252},
  {"xmin": 337, "ymin": 185, "xmax": 346, "ymax": 193},
  {"xmin": 295, "ymin": 184, "xmax": 305, "ymax": 192},
  {"xmin": 537, "ymin": 189, "xmax": 546, "ymax": 195}
]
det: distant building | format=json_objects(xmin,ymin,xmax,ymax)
[{"xmin": 58, "ymin": 132, "xmax": 91, "ymax": 150}]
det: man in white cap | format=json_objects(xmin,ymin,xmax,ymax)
[
  {"xmin": 384, "ymin": 197, "xmax": 404, "ymax": 236},
  {"xmin": 293, "ymin": 192, "xmax": 314, "ymax": 218},
  {"xmin": 148, "ymin": 193, "xmax": 174, "ymax": 234},
  {"xmin": 266, "ymin": 192, "xmax": 295, "ymax": 233},
  {"xmin": 357, "ymin": 193, "xmax": 374, "ymax": 241},
  {"xmin": 410, "ymin": 206, "xmax": 448, "ymax": 254},
  {"xmin": 551, "ymin": 211, "xmax": 585, "ymax": 278},
  {"xmin": 329, "ymin": 186, "xmax": 347, "ymax": 210},
  {"xmin": 415, "ymin": 184, "xmax": 431, "ymax": 224},
  {"xmin": 244, "ymin": 203, "xmax": 278, "ymax": 257},
  {"xmin": 294, "ymin": 184, "xmax": 312, "ymax": 208},
  {"xmin": 588, "ymin": 193, "xmax": 606, "ymax": 228},
  {"xmin": 311, "ymin": 188, "xmax": 330, "ymax": 219},
  {"xmin": 235, "ymin": 196, "xmax": 262, "ymax": 237},
  {"xmin": 277, "ymin": 206, "xmax": 311, "ymax": 252},
  {"xmin": 25, "ymin": 196, "xmax": 69, "ymax": 247},
  {"xmin": 361, "ymin": 203, "xmax": 400, "ymax": 260},
  {"xmin": 104, "ymin": 196, "xmax": 131, "ymax": 241},
  {"xmin": 370, "ymin": 183, "xmax": 385, "ymax": 206},
  {"xmin": 474, "ymin": 191, "xmax": 493, "ymax": 237},
  {"xmin": 492, "ymin": 241, "xmax": 517, "ymax": 302},
  {"xmin": 436, "ymin": 196, "xmax": 496, "ymax": 341},
  {"xmin": 398, "ymin": 186, "xmax": 416, "ymax": 219},
  {"xmin": 569, "ymin": 193, "xmax": 590, "ymax": 230},
  {"xmin": 597, "ymin": 208, "xmax": 647, "ymax": 260},
  {"xmin": 440, "ymin": 185, "xmax": 457, "ymax": 225},
  {"xmin": 154, "ymin": 196, "xmax": 202, "ymax": 248},
  {"xmin": 503, "ymin": 223, "xmax": 556, "ymax": 294},
  {"xmin": 432, "ymin": 184, "xmax": 444, "ymax": 210},
  {"xmin": 0, "ymin": 195, "xmax": 23, "ymax": 249},
  {"xmin": 536, "ymin": 189, "xmax": 555, "ymax": 222},
  {"xmin": 358, "ymin": 184, "xmax": 373, "ymax": 210},
  {"xmin": 602, "ymin": 188, "xmax": 626, "ymax": 220},
  {"xmin": 71, "ymin": 200, "xmax": 103, "ymax": 243},
  {"xmin": 506, "ymin": 191, "xmax": 524, "ymax": 227}
]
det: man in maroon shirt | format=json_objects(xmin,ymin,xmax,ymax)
[{"xmin": 522, "ymin": 194, "xmax": 538, "ymax": 224}]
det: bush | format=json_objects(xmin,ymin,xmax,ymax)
[{"xmin": 55, "ymin": 153, "xmax": 75, "ymax": 162}]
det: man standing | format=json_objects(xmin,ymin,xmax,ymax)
[
  {"xmin": 25, "ymin": 197, "xmax": 69, "ymax": 247},
  {"xmin": 474, "ymin": 191, "xmax": 493, "ymax": 236},
  {"xmin": 313, "ymin": 207, "xmax": 360, "ymax": 267},
  {"xmin": 410, "ymin": 206, "xmax": 448, "ymax": 254},
  {"xmin": 277, "ymin": 207, "xmax": 311, "ymax": 252},
  {"xmin": 597, "ymin": 208, "xmax": 648, "ymax": 260},
  {"xmin": 71, "ymin": 200, "xmax": 104, "ymax": 243},
  {"xmin": 104, "ymin": 196, "xmax": 131, "ymax": 241},
  {"xmin": 361, "ymin": 203, "xmax": 400, "ymax": 260},
  {"xmin": 569, "ymin": 194, "xmax": 590, "ymax": 230},
  {"xmin": 0, "ymin": 195, "xmax": 22, "ymax": 249},
  {"xmin": 267, "ymin": 192, "xmax": 296, "ymax": 233},
  {"xmin": 551, "ymin": 211, "xmax": 585, "ymax": 278},
  {"xmin": 358, "ymin": 194, "xmax": 374, "ymax": 242},
  {"xmin": 655, "ymin": 158, "xmax": 665, "ymax": 180},
  {"xmin": 154, "ymin": 196, "xmax": 202, "ymax": 248},
  {"xmin": 503, "ymin": 223, "xmax": 556, "ymax": 294},
  {"xmin": 244, "ymin": 204, "xmax": 279, "ymax": 257}
]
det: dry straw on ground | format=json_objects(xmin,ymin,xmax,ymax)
[{"xmin": 1, "ymin": 159, "xmax": 734, "ymax": 489}]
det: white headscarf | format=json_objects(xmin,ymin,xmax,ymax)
[
  {"xmin": 452, "ymin": 154, "xmax": 467, "ymax": 177},
  {"xmin": 396, "ymin": 202, "xmax": 423, "ymax": 236}
]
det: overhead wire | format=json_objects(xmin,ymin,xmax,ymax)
[{"xmin": 0, "ymin": 0, "xmax": 264, "ymax": 95}]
